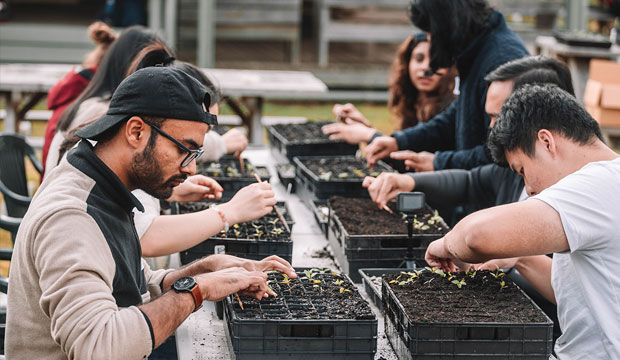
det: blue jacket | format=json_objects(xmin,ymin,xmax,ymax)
[{"xmin": 392, "ymin": 11, "xmax": 529, "ymax": 170}]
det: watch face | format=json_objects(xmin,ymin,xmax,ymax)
[{"xmin": 174, "ymin": 276, "xmax": 196, "ymax": 292}]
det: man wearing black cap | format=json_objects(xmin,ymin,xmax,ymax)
[{"xmin": 6, "ymin": 66, "xmax": 296, "ymax": 359}]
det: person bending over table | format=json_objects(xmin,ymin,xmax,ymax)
[
  {"xmin": 425, "ymin": 84, "xmax": 620, "ymax": 359},
  {"xmin": 6, "ymin": 66, "xmax": 296, "ymax": 360}
]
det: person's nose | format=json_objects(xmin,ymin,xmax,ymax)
[{"xmin": 181, "ymin": 159, "xmax": 197, "ymax": 176}]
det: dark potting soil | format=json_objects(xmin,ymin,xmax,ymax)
[
  {"xmin": 301, "ymin": 157, "xmax": 391, "ymax": 181},
  {"xmin": 386, "ymin": 269, "xmax": 548, "ymax": 323},
  {"xmin": 197, "ymin": 158, "xmax": 270, "ymax": 179},
  {"xmin": 329, "ymin": 196, "xmax": 448, "ymax": 235},
  {"xmin": 233, "ymin": 269, "xmax": 375, "ymax": 320},
  {"xmin": 271, "ymin": 121, "xmax": 340, "ymax": 143},
  {"xmin": 177, "ymin": 202, "xmax": 290, "ymax": 242}
]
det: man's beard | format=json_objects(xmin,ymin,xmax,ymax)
[{"xmin": 130, "ymin": 141, "xmax": 187, "ymax": 199}]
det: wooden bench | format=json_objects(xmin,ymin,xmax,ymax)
[
  {"xmin": 317, "ymin": 0, "xmax": 413, "ymax": 67},
  {"xmin": 178, "ymin": 0, "xmax": 303, "ymax": 64}
]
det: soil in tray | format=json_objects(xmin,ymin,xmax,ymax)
[
  {"xmin": 271, "ymin": 121, "xmax": 341, "ymax": 143},
  {"xmin": 385, "ymin": 268, "xmax": 548, "ymax": 323},
  {"xmin": 177, "ymin": 202, "xmax": 290, "ymax": 242},
  {"xmin": 233, "ymin": 268, "xmax": 375, "ymax": 320},
  {"xmin": 197, "ymin": 158, "xmax": 270, "ymax": 179},
  {"xmin": 329, "ymin": 196, "xmax": 448, "ymax": 235},
  {"xmin": 301, "ymin": 157, "xmax": 391, "ymax": 181}
]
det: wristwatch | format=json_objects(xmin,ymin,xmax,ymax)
[{"xmin": 173, "ymin": 276, "xmax": 203, "ymax": 312}]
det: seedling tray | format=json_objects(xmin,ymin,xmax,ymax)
[
  {"xmin": 293, "ymin": 156, "xmax": 392, "ymax": 206},
  {"xmin": 358, "ymin": 268, "xmax": 413, "ymax": 311},
  {"xmin": 276, "ymin": 164, "xmax": 296, "ymax": 193},
  {"xmin": 383, "ymin": 269, "xmax": 553, "ymax": 359},
  {"xmin": 178, "ymin": 201, "xmax": 293, "ymax": 264},
  {"xmin": 224, "ymin": 268, "xmax": 377, "ymax": 359},
  {"xmin": 553, "ymin": 30, "xmax": 612, "ymax": 48},
  {"xmin": 310, "ymin": 200, "xmax": 329, "ymax": 236},
  {"xmin": 267, "ymin": 121, "xmax": 358, "ymax": 163},
  {"xmin": 197, "ymin": 157, "xmax": 270, "ymax": 201}
]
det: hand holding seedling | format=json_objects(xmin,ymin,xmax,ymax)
[
  {"xmin": 167, "ymin": 174, "xmax": 223, "ymax": 202},
  {"xmin": 321, "ymin": 119, "xmax": 376, "ymax": 144},
  {"xmin": 244, "ymin": 255, "xmax": 297, "ymax": 280},
  {"xmin": 219, "ymin": 182, "xmax": 276, "ymax": 225},
  {"xmin": 363, "ymin": 172, "xmax": 415, "ymax": 209},
  {"xmin": 425, "ymin": 237, "xmax": 472, "ymax": 273},
  {"xmin": 390, "ymin": 150, "xmax": 435, "ymax": 172},
  {"xmin": 365, "ymin": 136, "xmax": 398, "ymax": 168},
  {"xmin": 475, "ymin": 257, "xmax": 519, "ymax": 272},
  {"xmin": 195, "ymin": 267, "xmax": 274, "ymax": 301}
]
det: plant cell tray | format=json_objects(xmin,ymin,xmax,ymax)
[
  {"xmin": 310, "ymin": 200, "xmax": 329, "ymax": 236},
  {"xmin": 276, "ymin": 163, "xmax": 296, "ymax": 193},
  {"xmin": 293, "ymin": 156, "xmax": 392, "ymax": 206},
  {"xmin": 178, "ymin": 201, "xmax": 293, "ymax": 264},
  {"xmin": 267, "ymin": 121, "xmax": 358, "ymax": 163},
  {"xmin": 553, "ymin": 30, "xmax": 612, "ymax": 48},
  {"xmin": 197, "ymin": 157, "xmax": 271, "ymax": 201},
  {"xmin": 223, "ymin": 268, "xmax": 377, "ymax": 359},
  {"xmin": 358, "ymin": 268, "xmax": 414, "ymax": 311},
  {"xmin": 382, "ymin": 270, "xmax": 554, "ymax": 359}
]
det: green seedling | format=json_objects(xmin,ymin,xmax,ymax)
[
  {"xmin": 271, "ymin": 227, "xmax": 283, "ymax": 235},
  {"xmin": 280, "ymin": 274, "xmax": 291, "ymax": 285},
  {"xmin": 318, "ymin": 171, "xmax": 332, "ymax": 181},
  {"xmin": 500, "ymin": 280, "xmax": 508, "ymax": 289},
  {"xmin": 352, "ymin": 169, "xmax": 365, "ymax": 178},
  {"xmin": 337, "ymin": 172, "xmax": 349, "ymax": 179},
  {"xmin": 333, "ymin": 279, "xmax": 343, "ymax": 286},
  {"xmin": 339, "ymin": 287, "xmax": 351, "ymax": 294},
  {"xmin": 451, "ymin": 279, "xmax": 467, "ymax": 289}
]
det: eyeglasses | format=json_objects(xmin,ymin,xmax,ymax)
[{"xmin": 142, "ymin": 119, "xmax": 204, "ymax": 167}]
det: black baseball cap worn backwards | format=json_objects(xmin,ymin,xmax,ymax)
[{"xmin": 76, "ymin": 66, "xmax": 218, "ymax": 140}]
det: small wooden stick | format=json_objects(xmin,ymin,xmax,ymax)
[
  {"xmin": 234, "ymin": 292, "xmax": 244, "ymax": 310},
  {"xmin": 238, "ymin": 156, "xmax": 245, "ymax": 174},
  {"xmin": 382, "ymin": 205, "xmax": 394, "ymax": 215},
  {"xmin": 253, "ymin": 173, "xmax": 291, "ymax": 234}
]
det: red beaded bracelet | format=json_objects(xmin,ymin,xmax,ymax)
[{"xmin": 209, "ymin": 204, "xmax": 229, "ymax": 232}]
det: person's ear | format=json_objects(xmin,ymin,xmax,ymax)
[
  {"xmin": 537, "ymin": 129, "xmax": 557, "ymax": 158},
  {"xmin": 125, "ymin": 116, "xmax": 149, "ymax": 149}
]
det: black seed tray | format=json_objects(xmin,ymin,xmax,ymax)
[
  {"xmin": 358, "ymin": 268, "xmax": 414, "ymax": 311},
  {"xmin": 276, "ymin": 164, "xmax": 296, "ymax": 193},
  {"xmin": 310, "ymin": 200, "xmax": 329, "ymax": 236},
  {"xmin": 224, "ymin": 269, "xmax": 377, "ymax": 359},
  {"xmin": 293, "ymin": 156, "xmax": 392, "ymax": 206},
  {"xmin": 196, "ymin": 157, "xmax": 271, "ymax": 201},
  {"xmin": 553, "ymin": 30, "xmax": 612, "ymax": 48},
  {"xmin": 172, "ymin": 201, "xmax": 294, "ymax": 230},
  {"xmin": 178, "ymin": 202, "xmax": 293, "ymax": 264},
  {"xmin": 267, "ymin": 121, "xmax": 358, "ymax": 163},
  {"xmin": 382, "ymin": 278, "xmax": 554, "ymax": 359}
]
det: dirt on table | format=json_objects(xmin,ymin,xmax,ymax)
[
  {"xmin": 234, "ymin": 269, "xmax": 375, "ymax": 320},
  {"xmin": 329, "ymin": 196, "xmax": 448, "ymax": 235},
  {"xmin": 385, "ymin": 269, "xmax": 548, "ymax": 323}
]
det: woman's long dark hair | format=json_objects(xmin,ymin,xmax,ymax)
[
  {"xmin": 56, "ymin": 26, "xmax": 171, "ymax": 133},
  {"xmin": 409, "ymin": 0, "xmax": 493, "ymax": 71},
  {"xmin": 171, "ymin": 61, "xmax": 222, "ymax": 106},
  {"xmin": 388, "ymin": 34, "xmax": 457, "ymax": 130}
]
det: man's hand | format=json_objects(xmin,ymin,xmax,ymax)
[
  {"xmin": 332, "ymin": 103, "xmax": 371, "ymax": 127},
  {"xmin": 424, "ymin": 238, "xmax": 473, "ymax": 273},
  {"xmin": 475, "ymin": 257, "xmax": 520, "ymax": 271},
  {"xmin": 365, "ymin": 136, "xmax": 398, "ymax": 168},
  {"xmin": 222, "ymin": 128, "xmax": 248, "ymax": 155},
  {"xmin": 321, "ymin": 119, "xmax": 376, "ymax": 144},
  {"xmin": 390, "ymin": 150, "xmax": 435, "ymax": 172},
  {"xmin": 168, "ymin": 175, "xmax": 223, "ymax": 202},
  {"xmin": 196, "ymin": 267, "xmax": 274, "ymax": 301},
  {"xmin": 201, "ymin": 254, "xmax": 297, "ymax": 279},
  {"xmin": 219, "ymin": 182, "xmax": 276, "ymax": 225},
  {"xmin": 362, "ymin": 172, "xmax": 415, "ymax": 209}
]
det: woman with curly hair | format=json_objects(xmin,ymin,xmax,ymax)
[{"xmin": 322, "ymin": 33, "xmax": 457, "ymax": 153}]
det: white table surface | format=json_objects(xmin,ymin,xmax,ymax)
[{"xmin": 174, "ymin": 146, "xmax": 397, "ymax": 360}]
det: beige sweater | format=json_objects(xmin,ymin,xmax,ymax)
[{"xmin": 6, "ymin": 143, "xmax": 173, "ymax": 360}]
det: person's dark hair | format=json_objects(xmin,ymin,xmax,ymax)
[
  {"xmin": 408, "ymin": 0, "xmax": 494, "ymax": 71},
  {"xmin": 388, "ymin": 34, "xmax": 456, "ymax": 129},
  {"xmin": 171, "ymin": 61, "xmax": 222, "ymax": 105},
  {"xmin": 57, "ymin": 26, "xmax": 171, "ymax": 133},
  {"xmin": 485, "ymin": 56, "xmax": 574, "ymax": 96},
  {"xmin": 488, "ymin": 84, "xmax": 604, "ymax": 166}
]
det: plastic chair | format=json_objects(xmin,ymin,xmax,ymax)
[{"xmin": 0, "ymin": 133, "xmax": 42, "ymax": 219}]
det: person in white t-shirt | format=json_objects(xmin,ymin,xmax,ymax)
[{"xmin": 424, "ymin": 83, "xmax": 620, "ymax": 359}]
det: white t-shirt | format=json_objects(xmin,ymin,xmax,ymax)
[{"xmin": 533, "ymin": 157, "xmax": 620, "ymax": 359}]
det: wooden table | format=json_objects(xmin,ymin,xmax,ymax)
[
  {"xmin": 0, "ymin": 64, "xmax": 328, "ymax": 144},
  {"xmin": 535, "ymin": 36, "xmax": 620, "ymax": 103}
]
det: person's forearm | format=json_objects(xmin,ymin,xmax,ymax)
[
  {"xmin": 514, "ymin": 255, "xmax": 555, "ymax": 304},
  {"xmin": 139, "ymin": 290, "xmax": 195, "ymax": 348},
  {"xmin": 140, "ymin": 209, "xmax": 225, "ymax": 257},
  {"xmin": 410, "ymin": 169, "xmax": 470, "ymax": 207}
]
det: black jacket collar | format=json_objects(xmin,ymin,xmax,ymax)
[
  {"xmin": 67, "ymin": 140, "xmax": 145, "ymax": 213},
  {"xmin": 456, "ymin": 10, "xmax": 505, "ymax": 80}
]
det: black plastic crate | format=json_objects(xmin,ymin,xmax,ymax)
[
  {"xmin": 172, "ymin": 201, "xmax": 294, "ymax": 230},
  {"xmin": 223, "ymin": 269, "xmax": 378, "ymax": 359},
  {"xmin": 197, "ymin": 158, "xmax": 271, "ymax": 201},
  {"xmin": 553, "ymin": 30, "xmax": 612, "ymax": 48},
  {"xmin": 276, "ymin": 163, "xmax": 296, "ymax": 193},
  {"xmin": 358, "ymin": 268, "xmax": 413, "ymax": 311},
  {"xmin": 267, "ymin": 121, "xmax": 358, "ymax": 163},
  {"xmin": 310, "ymin": 200, "xmax": 329, "ymax": 236},
  {"xmin": 382, "ymin": 278, "xmax": 554, "ymax": 359},
  {"xmin": 293, "ymin": 156, "xmax": 392, "ymax": 206},
  {"xmin": 178, "ymin": 202, "xmax": 293, "ymax": 264}
]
